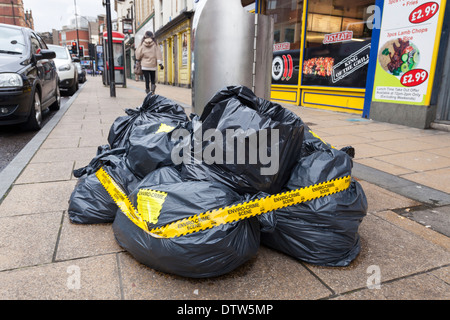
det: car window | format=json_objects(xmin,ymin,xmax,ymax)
[
  {"xmin": 0, "ymin": 26, "xmax": 26, "ymax": 55},
  {"xmin": 30, "ymin": 33, "xmax": 41, "ymax": 54},
  {"xmin": 48, "ymin": 45, "xmax": 69, "ymax": 59},
  {"xmin": 37, "ymin": 34, "xmax": 48, "ymax": 50}
]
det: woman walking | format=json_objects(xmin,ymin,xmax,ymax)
[{"xmin": 136, "ymin": 31, "xmax": 164, "ymax": 94}]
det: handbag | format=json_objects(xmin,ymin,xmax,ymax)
[{"xmin": 134, "ymin": 60, "xmax": 143, "ymax": 76}]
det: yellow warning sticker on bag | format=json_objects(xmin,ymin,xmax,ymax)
[
  {"xmin": 96, "ymin": 167, "xmax": 351, "ymax": 239},
  {"xmin": 155, "ymin": 123, "xmax": 176, "ymax": 134},
  {"xmin": 137, "ymin": 189, "xmax": 168, "ymax": 224}
]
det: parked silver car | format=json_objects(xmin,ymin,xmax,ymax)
[{"xmin": 47, "ymin": 44, "xmax": 78, "ymax": 95}]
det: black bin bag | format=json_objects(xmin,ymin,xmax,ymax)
[
  {"xmin": 180, "ymin": 85, "xmax": 305, "ymax": 195},
  {"xmin": 261, "ymin": 147, "xmax": 368, "ymax": 267},
  {"xmin": 68, "ymin": 146, "xmax": 140, "ymax": 224},
  {"xmin": 108, "ymin": 94, "xmax": 189, "ymax": 149},
  {"xmin": 112, "ymin": 169, "xmax": 262, "ymax": 278},
  {"xmin": 125, "ymin": 122, "xmax": 179, "ymax": 179}
]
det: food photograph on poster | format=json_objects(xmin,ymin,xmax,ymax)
[
  {"xmin": 301, "ymin": 39, "xmax": 371, "ymax": 88},
  {"xmin": 377, "ymin": 38, "xmax": 420, "ymax": 77}
]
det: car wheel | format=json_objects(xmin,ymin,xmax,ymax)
[
  {"xmin": 23, "ymin": 92, "xmax": 42, "ymax": 131},
  {"xmin": 70, "ymin": 77, "xmax": 79, "ymax": 95},
  {"xmin": 49, "ymin": 84, "xmax": 61, "ymax": 111}
]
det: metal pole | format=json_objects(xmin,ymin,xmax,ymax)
[
  {"xmin": 74, "ymin": 0, "xmax": 80, "ymax": 58},
  {"xmin": 105, "ymin": 0, "xmax": 116, "ymax": 97}
]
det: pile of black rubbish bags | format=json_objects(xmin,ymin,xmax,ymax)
[{"xmin": 68, "ymin": 86, "xmax": 368, "ymax": 278}]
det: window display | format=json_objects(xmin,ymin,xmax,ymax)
[{"xmin": 302, "ymin": 0, "xmax": 375, "ymax": 88}]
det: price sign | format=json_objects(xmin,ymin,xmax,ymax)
[
  {"xmin": 400, "ymin": 69, "xmax": 428, "ymax": 87},
  {"xmin": 409, "ymin": 2, "xmax": 439, "ymax": 24}
]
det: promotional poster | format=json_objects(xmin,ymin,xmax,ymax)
[{"xmin": 372, "ymin": 0, "xmax": 443, "ymax": 105}]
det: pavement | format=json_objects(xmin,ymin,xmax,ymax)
[{"xmin": 0, "ymin": 75, "xmax": 449, "ymax": 301}]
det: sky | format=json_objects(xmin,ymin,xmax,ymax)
[{"xmin": 22, "ymin": 0, "xmax": 117, "ymax": 33}]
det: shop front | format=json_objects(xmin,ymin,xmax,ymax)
[
  {"xmin": 155, "ymin": 12, "xmax": 193, "ymax": 88},
  {"xmin": 258, "ymin": 0, "xmax": 375, "ymax": 115},
  {"xmin": 257, "ymin": 0, "xmax": 449, "ymax": 128}
]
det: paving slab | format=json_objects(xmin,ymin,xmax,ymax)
[
  {"xmin": 0, "ymin": 254, "xmax": 121, "ymax": 299},
  {"xmin": 354, "ymin": 129, "xmax": 413, "ymax": 142},
  {"xmin": 305, "ymin": 213, "xmax": 450, "ymax": 295},
  {"xmin": 0, "ymin": 211, "xmax": 62, "ymax": 271},
  {"xmin": 356, "ymin": 157, "xmax": 414, "ymax": 176},
  {"xmin": 118, "ymin": 246, "xmax": 333, "ymax": 300},
  {"xmin": 352, "ymin": 143, "xmax": 398, "ymax": 159},
  {"xmin": 48, "ymin": 124, "xmax": 83, "ymax": 138},
  {"xmin": 368, "ymin": 138, "xmax": 438, "ymax": 153},
  {"xmin": 410, "ymin": 134, "xmax": 450, "ymax": 147},
  {"xmin": 78, "ymin": 136, "xmax": 109, "ymax": 148},
  {"xmin": 40, "ymin": 137, "xmax": 81, "ymax": 149},
  {"xmin": 401, "ymin": 168, "xmax": 450, "ymax": 194},
  {"xmin": 0, "ymin": 180, "xmax": 76, "ymax": 217},
  {"xmin": 428, "ymin": 146, "xmax": 450, "ymax": 158},
  {"xmin": 376, "ymin": 210, "xmax": 450, "ymax": 248},
  {"xmin": 30, "ymin": 146, "xmax": 97, "ymax": 164},
  {"xmin": 333, "ymin": 268, "xmax": 450, "ymax": 300},
  {"xmin": 374, "ymin": 151, "xmax": 450, "ymax": 172},
  {"xmin": 15, "ymin": 161, "xmax": 74, "ymax": 184},
  {"xmin": 353, "ymin": 163, "xmax": 450, "ymax": 206},
  {"xmin": 319, "ymin": 134, "xmax": 368, "ymax": 148},
  {"xmin": 55, "ymin": 214, "xmax": 122, "ymax": 261},
  {"xmin": 357, "ymin": 179, "xmax": 420, "ymax": 212}
]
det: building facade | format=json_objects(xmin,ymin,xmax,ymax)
[
  {"xmin": 59, "ymin": 26, "xmax": 90, "ymax": 58},
  {"xmin": 0, "ymin": 0, "xmax": 33, "ymax": 29},
  {"xmin": 55, "ymin": 16, "xmax": 100, "ymax": 60},
  {"xmin": 154, "ymin": 0, "xmax": 194, "ymax": 88}
]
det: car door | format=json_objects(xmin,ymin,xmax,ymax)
[
  {"xmin": 30, "ymin": 32, "xmax": 53, "ymax": 106},
  {"xmin": 37, "ymin": 34, "xmax": 57, "ymax": 106},
  {"xmin": 30, "ymin": 33, "xmax": 46, "ymax": 101}
]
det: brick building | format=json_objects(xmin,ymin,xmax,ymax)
[
  {"xmin": 59, "ymin": 28, "xmax": 90, "ymax": 57},
  {"xmin": 0, "ymin": 0, "xmax": 33, "ymax": 29}
]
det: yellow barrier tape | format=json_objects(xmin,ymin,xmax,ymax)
[
  {"xmin": 96, "ymin": 167, "xmax": 351, "ymax": 239},
  {"xmin": 95, "ymin": 168, "xmax": 147, "ymax": 231},
  {"xmin": 309, "ymin": 129, "xmax": 336, "ymax": 149}
]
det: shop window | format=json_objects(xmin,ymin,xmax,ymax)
[
  {"xmin": 285, "ymin": 28, "xmax": 295, "ymax": 43},
  {"xmin": 274, "ymin": 30, "xmax": 280, "ymax": 43},
  {"xmin": 302, "ymin": 0, "xmax": 375, "ymax": 88},
  {"xmin": 269, "ymin": 0, "xmax": 304, "ymax": 86},
  {"xmin": 268, "ymin": 0, "xmax": 303, "ymax": 50}
]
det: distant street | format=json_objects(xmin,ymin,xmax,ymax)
[{"xmin": 0, "ymin": 96, "xmax": 71, "ymax": 173}]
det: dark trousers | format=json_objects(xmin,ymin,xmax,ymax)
[{"xmin": 143, "ymin": 70, "xmax": 156, "ymax": 91}]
